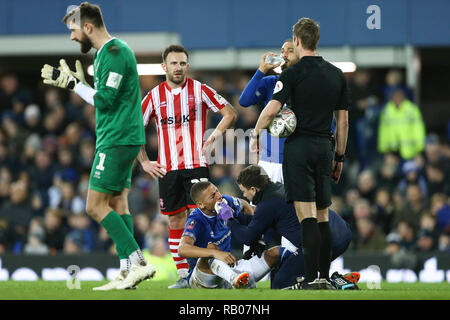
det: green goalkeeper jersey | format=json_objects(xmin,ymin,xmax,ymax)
[{"xmin": 92, "ymin": 37, "xmax": 145, "ymax": 149}]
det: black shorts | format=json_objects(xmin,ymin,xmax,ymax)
[
  {"xmin": 158, "ymin": 167, "xmax": 210, "ymax": 215},
  {"xmin": 282, "ymin": 135, "xmax": 333, "ymax": 209}
]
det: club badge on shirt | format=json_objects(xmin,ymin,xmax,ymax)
[
  {"xmin": 273, "ymin": 81, "xmax": 283, "ymax": 94},
  {"xmin": 187, "ymin": 220, "xmax": 196, "ymax": 230}
]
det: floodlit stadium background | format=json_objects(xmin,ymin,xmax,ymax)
[{"xmin": 0, "ymin": 0, "xmax": 449, "ymax": 284}]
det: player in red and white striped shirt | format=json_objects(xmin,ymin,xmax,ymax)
[{"xmin": 138, "ymin": 45, "xmax": 238, "ymax": 288}]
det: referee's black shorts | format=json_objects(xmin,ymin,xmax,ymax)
[{"xmin": 282, "ymin": 134, "xmax": 333, "ymax": 209}]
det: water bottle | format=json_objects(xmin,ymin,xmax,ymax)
[{"xmin": 265, "ymin": 55, "xmax": 284, "ymax": 66}]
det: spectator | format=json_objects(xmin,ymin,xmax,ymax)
[
  {"xmin": 396, "ymin": 221, "xmax": 417, "ymax": 251},
  {"xmin": 347, "ymin": 69, "xmax": 380, "ymax": 166},
  {"xmin": 0, "ymin": 73, "xmax": 32, "ymax": 115},
  {"xmin": 0, "ymin": 180, "xmax": 34, "ymax": 251},
  {"xmin": 397, "ymin": 160, "xmax": 428, "ymax": 197},
  {"xmin": 66, "ymin": 214, "xmax": 96, "ymax": 253},
  {"xmin": 375, "ymin": 152, "xmax": 402, "ymax": 192},
  {"xmin": 2, "ymin": 113, "xmax": 28, "ymax": 160},
  {"xmin": 377, "ymin": 89, "xmax": 426, "ymax": 160},
  {"xmin": 77, "ymin": 138, "xmax": 95, "ymax": 175},
  {"xmin": 24, "ymin": 217, "xmax": 49, "ymax": 255},
  {"xmin": 134, "ymin": 213, "xmax": 151, "ymax": 249},
  {"xmin": 415, "ymin": 213, "xmax": 438, "ymax": 252},
  {"xmin": 143, "ymin": 236, "xmax": 177, "ymax": 282},
  {"xmin": 382, "ymin": 69, "xmax": 412, "ymax": 103},
  {"xmin": 394, "ymin": 184, "xmax": 427, "ymax": 231},
  {"xmin": 63, "ymin": 230, "xmax": 84, "ymax": 255},
  {"xmin": 357, "ymin": 169, "xmax": 377, "ymax": 203},
  {"xmin": 430, "ymin": 193, "xmax": 450, "ymax": 232},
  {"xmin": 28, "ymin": 150, "xmax": 56, "ymax": 194},
  {"xmin": 96, "ymin": 226, "xmax": 115, "ymax": 254},
  {"xmin": 354, "ymin": 217, "xmax": 387, "ymax": 252},
  {"xmin": 21, "ymin": 134, "xmax": 42, "ymax": 168},
  {"xmin": 373, "ymin": 188, "xmax": 396, "ymax": 235},
  {"xmin": 23, "ymin": 104, "xmax": 44, "ymax": 135},
  {"xmin": 64, "ymin": 92, "xmax": 85, "ymax": 123},
  {"xmin": 44, "ymin": 208, "xmax": 67, "ymax": 254},
  {"xmin": 438, "ymin": 231, "xmax": 450, "ymax": 253},
  {"xmin": 425, "ymin": 163, "xmax": 450, "ymax": 197}
]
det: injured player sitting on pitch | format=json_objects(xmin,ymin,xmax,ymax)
[{"xmin": 178, "ymin": 181, "xmax": 292, "ymax": 289}]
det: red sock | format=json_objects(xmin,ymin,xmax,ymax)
[{"xmin": 168, "ymin": 228, "xmax": 189, "ymax": 278}]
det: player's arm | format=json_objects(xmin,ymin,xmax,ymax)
[
  {"xmin": 332, "ymin": 73, "xmax": 350, "ymax": 184},
  {"xmin": 228, "ymin": 202, "xmax": 274, "ymax": 246},
  {"xmin": 90, "ymin": 50, "xmax": 128, "ymax": 111},
  {"xmin": 239, "ymin": 53, "xmax": 281, "ymax": 107},
  {"xmin": 137, "ymin": 145, "xmax": 166, "ymax": 179},
  {"xmin": 41, "ymin": 59, "xmax": 96, "ymax": 105},
  {"xmin": 202, "ymin": 103, "xmax": 238, "ymax": 155},
  {"xmin": 240, "ymin": 198, "xmax": 254, "ymax": 215},
  {"xmin": 250, "ymin": 69, "xmax": 291, "ymax": 152},
  {"xmin": 178, "ymin": 236, "xmax": 237, "ymax": 266}
]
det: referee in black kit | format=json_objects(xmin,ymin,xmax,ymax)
[{"xmin": 251, "ymin": 17, "xmax": 350, "ymax": 289}]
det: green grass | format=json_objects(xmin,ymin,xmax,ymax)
[{"xmin": 1, "ymin": 280, "xmax": 450, "ymax": 300}]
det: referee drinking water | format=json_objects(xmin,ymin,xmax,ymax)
[{"xmin": 251, "ymin": 17, "xmax": 350, "ymax": 289}]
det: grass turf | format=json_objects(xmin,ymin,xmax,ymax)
[{"xmin": 1, "ymin": 280, "xmax": 450, "ymax": 300}]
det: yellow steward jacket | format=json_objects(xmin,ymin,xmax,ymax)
[{"xmin": 377, "ymin": 99, "xmax": 425, "ymax": 159}]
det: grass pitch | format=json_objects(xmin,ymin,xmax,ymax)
[{"xmin": 1, "ymin": 280, "xmax": 450, "ymax": 300}]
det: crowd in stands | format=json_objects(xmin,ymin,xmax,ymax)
[{"xmin": 0, "ymin": 68, "xmax": 449, "ymax": 260}]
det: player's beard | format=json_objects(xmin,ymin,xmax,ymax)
[
  {"xmin": 78, "ymin": 33, "xmax": 93, "ymax": 54},
  {"xmin": 168, "ymin": 72, "xmax": 186, "ymax": 85}
]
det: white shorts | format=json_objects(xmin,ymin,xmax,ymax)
[
  {"xmin": 189, "ymin": 266, "xmax": 231, "ymax": 289},
  {"xmin": 258, "ymin": 160, "xmax": 283, "ymax": 183},
  {"xmin": 188, "ymin": 257, "xmax": 267, "ymax": 289}
]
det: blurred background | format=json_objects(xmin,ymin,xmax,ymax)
[{"xmin": 0, "ymin": 0, "xmax": 449, "ymax": 282}]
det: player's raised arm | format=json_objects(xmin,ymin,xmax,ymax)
[{"xmin": 239, "ymin": 52, "xmax": 280, "ymax": 107}]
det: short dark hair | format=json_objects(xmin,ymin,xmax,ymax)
[
  {"xmin": 237, "ymin": 165, "xmax": 269, "ymax": 189},
  {"xmin": 62, "ymin": 2, "xmax": 105, "ymax": 28},
  {"xmin": 162, "ymin": 44, "xmax": 189, "ymax": 62},
  {"xmin": 190, "ymin": 181, "xmax": 212, "ymax": 203},
  {"xmin": 292, "ymin": 17, "xmax": 320, "ymax": 51}
]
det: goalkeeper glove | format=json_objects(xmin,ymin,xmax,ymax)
[
  {"xmin": 60, "ymin": 59, "xmax": 90, "ymax": 87},
  {"xmin": 41, "ymin": 64, "xmax": 78, "ymax": 90}
]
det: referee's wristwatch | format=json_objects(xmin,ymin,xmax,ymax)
[{"xmin": 334, "ymin": 153, "xmax": 345, "ymax": 162}]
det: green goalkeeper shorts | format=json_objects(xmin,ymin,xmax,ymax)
[{"xmin": 88, "ymin": 145, "xmax": 140, "ymax": 194}]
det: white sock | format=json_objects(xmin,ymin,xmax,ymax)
[
  {"xmin": 129, "ymin": 249, "xmax": 146, "ymax": 266},
  {"xmin": 209, "ymin": 258, "xmax": 237, "ymax": 283},
  {"xmin": 247, "ymin": 253, "xmax": 271, "ymax": 282}
]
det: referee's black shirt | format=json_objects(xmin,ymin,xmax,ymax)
[{"xmin": 271, "ymin": 56, "xmax": 351, "ymax": 138}]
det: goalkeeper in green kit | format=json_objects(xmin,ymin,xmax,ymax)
[{"xmin": 41, "ymin": 2, "xmax": 162, "ymax": 290}]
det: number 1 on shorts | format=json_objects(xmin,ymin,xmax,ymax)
[{"xmin": 96, "ymin": 152, "xmax": 106, "ymax": 171}]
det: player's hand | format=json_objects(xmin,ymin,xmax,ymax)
[
  {"xmin": 259, "ymin": 52, "xmax": 282, "ymax": 74},
  {"xmin": 331, "ymin": 160, "xmax": 343, "ymax": 184},
  {"xmin": 215, "ymin": 200, "xmax": 234, "ymax": 224},
  {"xmin": 141, "ymin": 160, "xmax": 166, "ymax": 179},
  {"xmin": 249, "ymin": 130, "xmax": 259, "ymax": 153},
  {"xmin": 41, "ymin": 64, "xmax": 78, "ymax": 90},
  {"xmin": 60, "ymin": 59, "xmax": 90, "ymax": 87},
  {"xmin": 213, "ymin": 250, "xmax": 237, "ymax": 267},
  {"xmin": 202, "ymin": 135, "xmax": 215, "ymax": 161}
]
